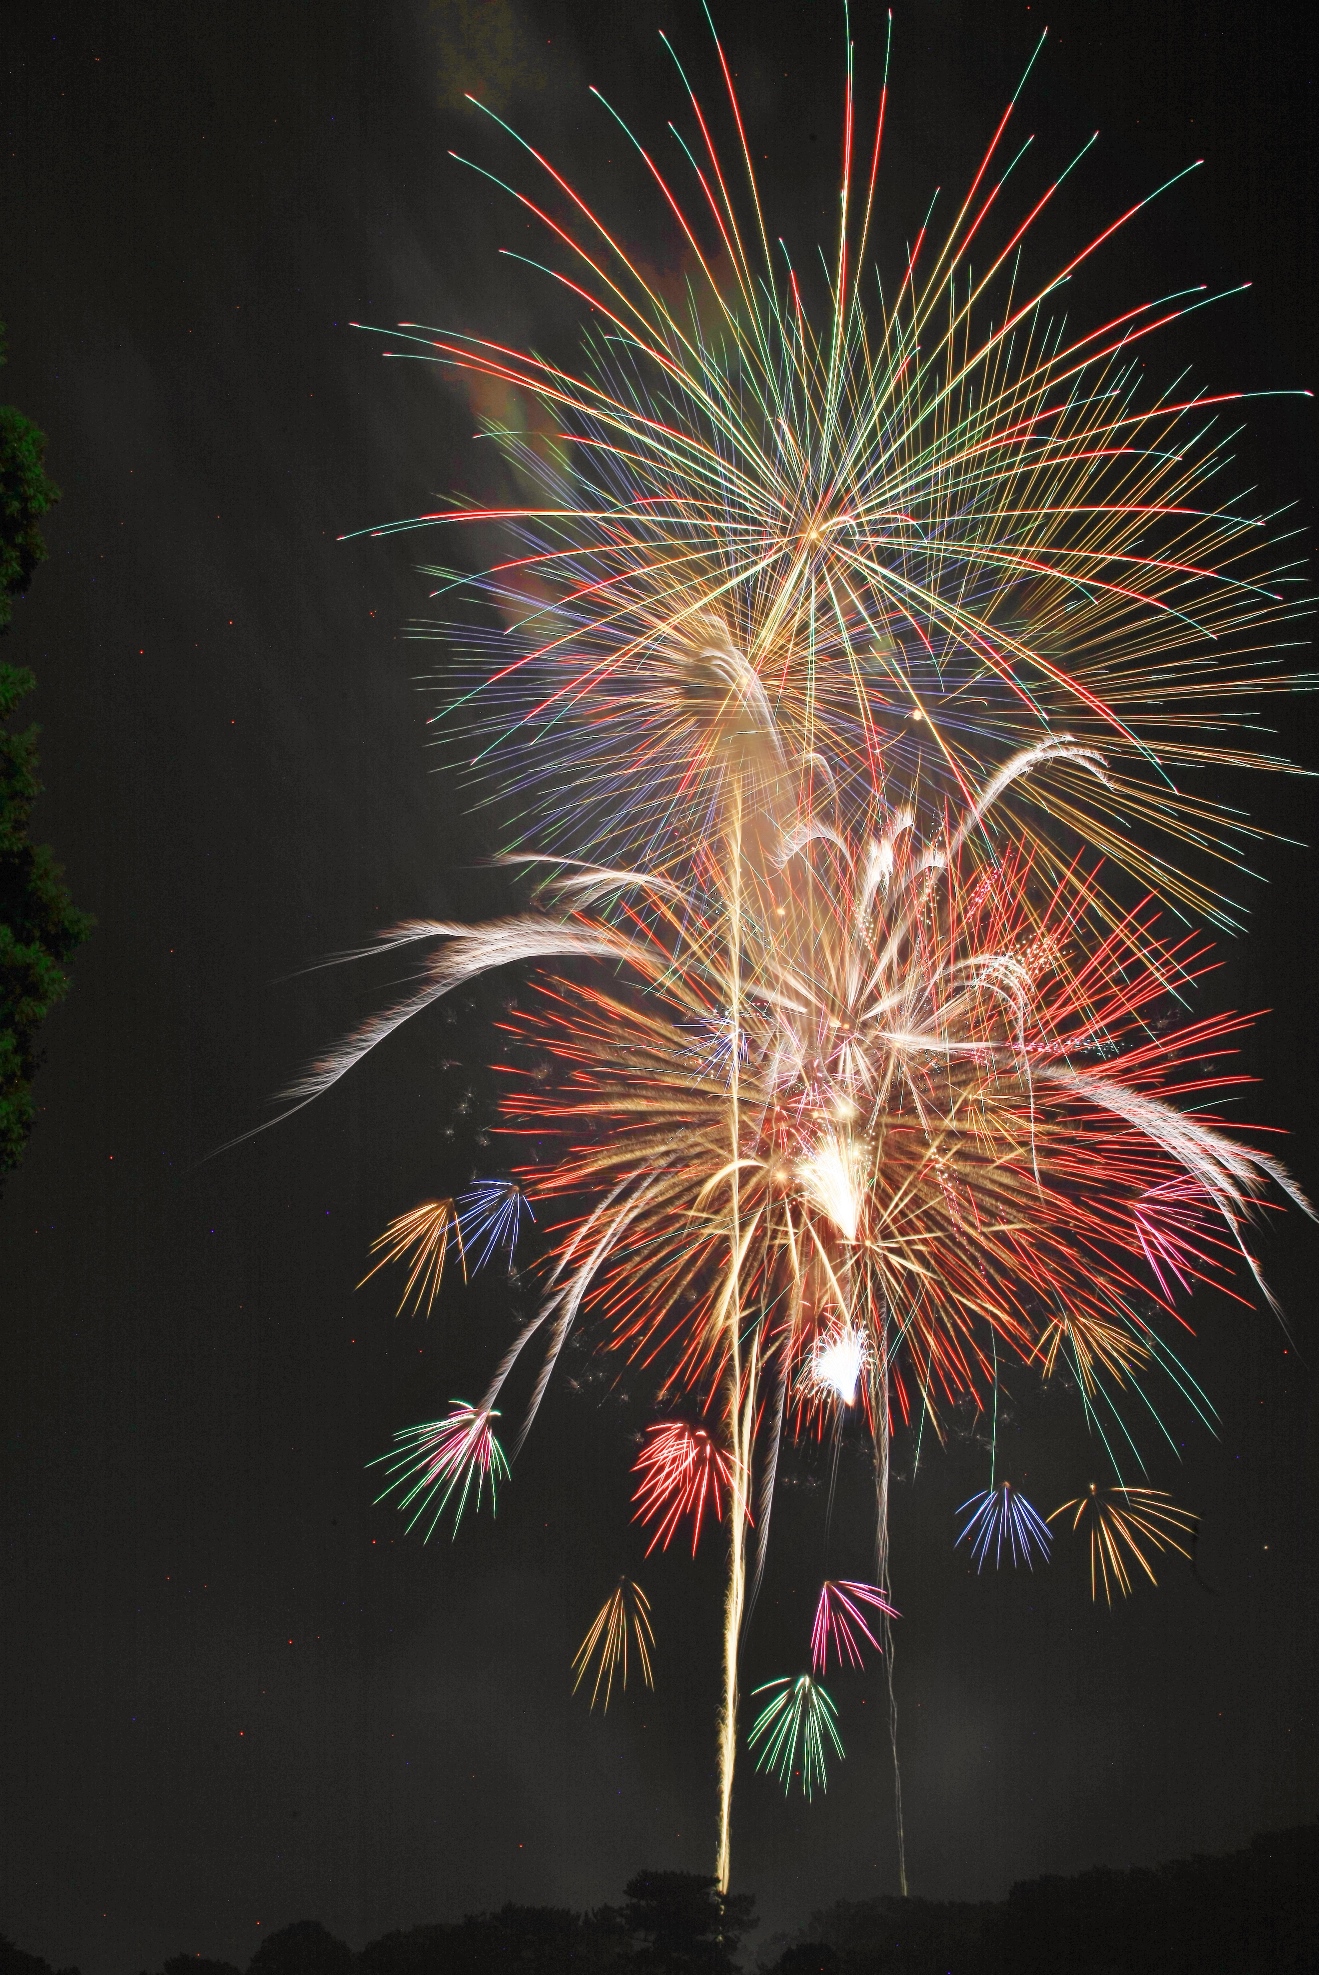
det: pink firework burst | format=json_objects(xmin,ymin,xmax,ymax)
[
  {"xmin": 373, "ymin": 1402, "xmax": 509, "ymax": 1540},
  {"xmin": 632, "ymin": 1420, "xmax": 731, "ymax": 1556},
  {"xmin": 810, "ymin": 1581, "xmax": 900, "ymax": 1674},
  {"xmin": 1134, "ymin": 1175, "xmax": 1219, "ymax": 1302}
]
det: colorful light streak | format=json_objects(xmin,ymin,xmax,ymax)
[
  {"xmin": 811, "ymin": 1581, "xmax": 900, "ymax": 1674},
  {"xmin": 956, "ymin": 1483, "xmax": 1053, "ymax": 1572},
  {"xmin": 277, "ymin": 8, "xmax": 1310, "ymax": 1896},
  {"xmin": 633, "ymin": 1420, "xmax": 730, "ymax": 1556},
  {"xmin": 1049, "ymin": 1482, "xmax": 1199, "ymax": 1604},
  {"xmin": 572, "ymin": 1577, "xmax": 656, "ymax": 1710},
  {"xmin": 457, "ymin": 1178, "xmax": 536, "ymax": 1274},
  {"xmin": 748, "ymin": 1675, "xmax": 845, "ymax": 1798},
  {"xmin": 371, "ymin": 1403, "xmax": 509, "ymax": 1540}
]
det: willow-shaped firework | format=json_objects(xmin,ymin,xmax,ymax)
[
  {"xmin": 572, "ymin": 1577, "xmax": 656, "ymax": 1711},
  {"xmin": 749, "ymin": 1676, "xmax": 845, "ymax": 1798},
  {"xmin": 633, "ymin": 1420, "xmax": 730, "ymax": 1555},
  {"xmin": 371, "ymin": 1404, "xmax": 509, "ymax": 1540},
  {"xmin": 359, "ymin": 1199, "xmax": 463, "ymax": 1316},
  {"xmin": 811, "ymin": 1583, "xmax": 900, "ymax": 1674},
  {"xmin": 456, "ymin": 1179, "xmax": 535, "ymax": 1273},
  {"xmin": 956, "ymin": 1484, "xmax": 1053, "ymax": 1572},
  {"xmin": 1049, "ymin": 1483, "xmax": 1199, "ymax": 1604}
]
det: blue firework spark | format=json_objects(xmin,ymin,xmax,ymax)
[
  {"xmin": 456, "ymin": 1178, "xmax": 535, "ymax": 1274},
  {"xmin": 956, "ymin": 1482, "xmax": 1053, "ymax": 1571}
]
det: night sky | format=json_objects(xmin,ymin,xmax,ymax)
[{"xmin": 1, "ymin": 2, "xmax": 1316, "ymax": 1969}]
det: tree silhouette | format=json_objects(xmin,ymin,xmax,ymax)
[
  {"xmin": 622, "ymin": 1871, "xmax": 756, "ymax": 1972},
  {"xmin": 246, "ymin": 1923, "xmax": 352, "ymax": 1975},
  {"xmin": 0, "ymin": 1936, "xmax": 80, "ymax": 1975},
  {"xmin": 157, "ymin": 1958, "xmax": 240, "ymax": 1975},
  {"xmin": 0, "ymin": 321, "xmax": 90, "ymax": 1179}
]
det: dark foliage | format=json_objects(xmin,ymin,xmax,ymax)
[
  {"xmin": 764, "ymin": 1821, "xmax": 1319, "ymax": 1974},
  {"xmin": 765, "ymin": 1896, "xmax": 990, "ymax": 1975},
  {"xmin": 0, "ymin": 322, "xmax": 90, "ymax": 1177},
  {"xmin": 769, "ymin": 1948, "xmax": 841, "ymax": 1975},
  {"xmin": 0, "ymin": 328, "xmax": 57, "ymax": 628},
  {"xmin": 350, "ymin": 1873, "xmax": 756, "ymax": 1974},
  {"xmin": 0, "ymin": 1937, "xmax": 80, "ymax": 1975},
  {"xmin": 3, "ymin": 1830, "xmax": 1314, "ymax": 1975},
  {"xmin": 144, "ymin": 1959, "xmax": 242, "ymax": 1975},
  {"xmin": 357, "ymin": 1906, "xmax": 629, "ymax": 1974},
  {"xmin": 623, "ymin": 1872, "xmax": 757, "ymax": 1974},
  {"xmin": 247, "ymin": 1924, "xmax": 354, "ymax": 1975}
]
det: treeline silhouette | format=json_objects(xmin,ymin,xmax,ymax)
[
  {"xmin": 776, "ymin": 1823, "xmax": 1318, "ymax": 1974},
  {"xmin": 2, "ymin": 1826, "xmax": 1315, "ymax": 1974}
]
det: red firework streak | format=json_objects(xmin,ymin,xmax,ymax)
[{"xmin": 632, "ymin": 1420, "xmax": 731, "ymax": 1555}]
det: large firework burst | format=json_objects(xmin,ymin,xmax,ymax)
[{"xmin": 278, "ymin": 10, "xmax": 1309, "ymax": 1896}]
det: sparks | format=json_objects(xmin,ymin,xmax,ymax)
[
  {"xmin": 275, "ymin": 10, "xmax": 1308, "ymax": 1896},
  {"xmin": 633, "ymin": 1420, "xmax": 731, "ymax": 1556},
  {"xmin": 811, "ymin": 1581, "xmax": 900, "ymax": 1673},
  {"xmin": 572, "ymin": 1577, "xmax": 656, "ymax": 1711},
  {"xmin": 748, "ymin": 1675, "xmax": 845, "ymax": 1798},
  {"xmin": 956, "ymin": 1483, "xmax": 1054, "ymax": 1572}
]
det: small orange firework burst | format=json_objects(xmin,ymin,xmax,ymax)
[
  {"xmin": 358, "ymin": 1199, "xmax": 464, "ymax": 1315},
  {"xmin": 1049, "ymin": 1484, "xmax": 1199, "ymax": 1604},
  {"xmin": 572, "ymin": 1578, "xmax": 656, "ymax": 1712}
]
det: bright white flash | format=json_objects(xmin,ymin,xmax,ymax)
[
  {"xmin": 797, "ymin": 1132, "xmax": 866, "ymax": 1242},
  {"xmin": 811, "ymin": 1328, "xmax": 867, "ymax": 1407}
]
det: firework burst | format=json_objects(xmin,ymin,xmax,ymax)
[
  {"xmin": 371, "ymin": 1403, "xmax": 510, "ymax": 1540},
  {"xmin": 346, "ymin": 743, "xmax": 1304, "ymax": 1879},
  {"xmin": 457, "ymin": 1178, "xmax": 535, "ymax": 1273},
  {"xmin": 359, "ymin": 1198, "xmax": 463, "ymax": 1315},
  {"xmin": 572, "ymin": 1577, "xmax": 656, "ymax": 1710},
  {"xmin": 356, "ymin": 27, "xmax": 1310, "ymax": 932},
  {"xmin": 956, "ymin": 1483, "xmax": 1053, "ymax": 1572},
  {"xmin": 1050, "ymin": 1483, "xmax": 1199, "ymax": 1603},
  {"xmin": 633, "ymin": 1420, "xmax": 730, "ymax": 1556},
  {"xmin": 811, "ymin": 1581, "xmax": 899, "ymax": 1674},
  {"xmin": 279, "ymin": 6, "xmax": 1309, "ymax": 1896},
  {"xmin": 748, "ymin": 1675, "xmax": 845, "ymax": 1798}
]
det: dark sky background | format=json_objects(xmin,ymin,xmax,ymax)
[{"xmin": 1, "ymin": 1, "xmax": 1316, "ymax": 1969}]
